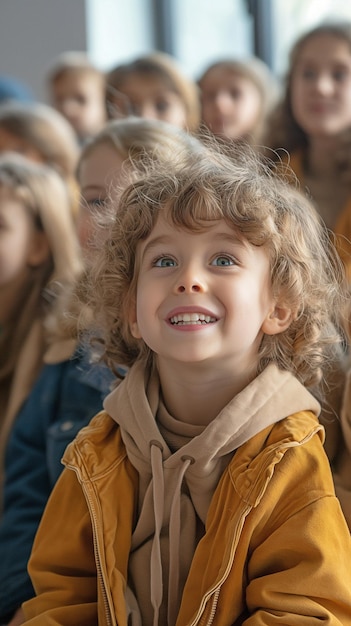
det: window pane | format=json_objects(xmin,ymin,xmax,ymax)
[
  {"xmin": 171, "ymin": 0, "xmax": 253, "ymax": 80},
  {"xmin": 86, "ymin": 0, "xmax": 154, "ymax": 70},
  {"xmin": 272, "ymin": 0, "xmax": 351, "ymax": 78}
]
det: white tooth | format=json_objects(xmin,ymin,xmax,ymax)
[
  {"xmin": 189, "ymin": 313, "xmax": 200, "ymax": 321},
  {"xmin": 170, "ymin": 312, "xmax": 217, "ymax": 324}
]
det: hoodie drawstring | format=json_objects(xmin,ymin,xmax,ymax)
[
  {"xmin": 150, "ymin": 441, "xmax": 164, "ymax": 626},
  {"xmin": 150, "ymin": 441, "xmax": 194, "ymax": 626},
  {"xmin": 168, "ymin": 455, "xmax": 193, "ymax": 626}
]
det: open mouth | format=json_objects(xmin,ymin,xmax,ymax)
[{"xmin": 170, "ymin": 313, "xmax": 217, "ymax": 325}]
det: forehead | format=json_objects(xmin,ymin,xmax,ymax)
[
  {"xmin": 296, "ymin": 33, "xmax": 351, "ymax": 64},
  {"xmin": 79, "ymin": 142, "xmax": 125, "ymax": 189},
  {"xmin": 202, "ymin": 66, "xmax": 255, "ymax": 88},
  {"xmin": 138, "ymin": 212, "xmax": 246, "ymax": 252},
  {"xmin": 119, "ymin": 73, "xmax": 177, "ymax": 98},
  {"xmin": 53, "ymin": 72, "xmax": 100, "ymax": 94}
]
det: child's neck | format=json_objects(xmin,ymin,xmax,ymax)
[
  {"xmin": 157, "ymin": 359, "xmax": 257, "ymax": 426},
  {"xmin": 305, "ymin": 136, "xmax": 339, "ymax": 178}
]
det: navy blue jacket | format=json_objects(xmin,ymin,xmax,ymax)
[{"xmin": 0, "ymin": 350, "xmax": 116, "ymax": 623}]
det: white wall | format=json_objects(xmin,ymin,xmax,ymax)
[{"xmin": 0, "ymin": 0, "xmax": 87, "ymax": 102}]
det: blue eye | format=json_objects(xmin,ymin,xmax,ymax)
[
  {"xmin": 211, "ymin": 255, "xmax": 235, "ymax": 266},
  {"xmin": 154, "ymin": 256, "xmax": 176, "ymax": 267}
]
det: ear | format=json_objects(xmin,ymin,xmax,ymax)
[
  {"xmin": 261, "ymin": 303, "xmax": 293, "ymax": 336},
  {"xmin": 27, "ymin": 231, "xmax": 50, "ymax": 268},
  {"xmin": 128, "ymin": 297, "xmax": 142, "ymax": 339}
]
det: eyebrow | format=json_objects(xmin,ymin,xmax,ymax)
[
  {"xmin": 80, "ymin": 184, "xmax": 105, "ymax": 192},
  {"xmin": 140, "ymin": 235, "xmax": 173, "ymax": 259}
]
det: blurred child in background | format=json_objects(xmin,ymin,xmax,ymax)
[
  {"xmin": 264, "ymin": 20, "xmax": 351, "ymax": 528},
  {"xmin": 0, "ymin": 154, "xmax": 81, "ymax": 509},
  {"xmin": 47, "ymin": 51, "xmax": 107, "ymax": 145},
  {"xmin": 106, "ymin": 52, "xmax": 200, "ymax": 133},
  {"xmin": 0, "ymin": 101, "xmax": 80, "ymax": 219},
  {"xmin": 0, "ymin": 117, "xmax": 204, "ymax": 626},
  {"xmin": 22, "ymin": 139, "xmax": 351, "ymax": 626},
  {"xmin": 198, "ymin": 57, "xmax": 278, "ymax": 145},
  {"xmin": 264, "ymin": 21, "xmax": 351, "ymax": 278}
]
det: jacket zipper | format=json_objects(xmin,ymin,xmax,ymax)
[
  {"xmin": 189, "ymin": 428, "xmax": 323, "ymax": 626},
  {"xmin": 66, "ymin": 463, "xmax": 114, "ymax": 626},
  {"xmin": 189, "ymin": 503, "xmax": 252, "ymax": 626}
]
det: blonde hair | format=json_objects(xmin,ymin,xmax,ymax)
[
  {"xmin": 77, "ymin": 116, "xmax": 204, "ymax": 179},
  {"xmin": 0, "ymin": 101, "xmax": 79, "ymax": 178},
  {"xmin": 198, "ymin": 57, "xmax": 279, "ymax": 144},
  {"xmin": 87, "ymin": 140, "xmax": 346, "ymax": 389},
  {"xmin": 47, "ymin": 51, "xmax": 105, "ymax": 87},
  {"xmin": 0, "ymin": 153, "xmax": 81, "ymax": 287},
  {"xmin": 264, "ymin": 21, "xmax": 351, "ymax": 155},
  {"xmin": 106, "ymin": 52, "xmax": 200, "ymax": 132}
]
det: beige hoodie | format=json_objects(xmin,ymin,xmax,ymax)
[{"xmin": 103, "ymin": 359, "xmax": 320, "ymax": 626}]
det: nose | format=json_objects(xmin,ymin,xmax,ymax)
[
  {"xmin": 174, "ymin": 264, "xmax": 206, "ymax": 294},
  {"xmin": 139, "ymin": 103, "xmax": 159, "ymax": 120},
  {"xmin": 213, "ymin": 91, "xmax": 233, "ymax": 113},
  {"xmin": 314, "ymin": 73, "xmax": 334, "ymax": 95},
  {"xmin": 177, "ymin": 283, "xmax": 202, "ymax": 293},
  {"xmin": 60, "ymin": 99, "xmax": 79, "ymax": 118}
]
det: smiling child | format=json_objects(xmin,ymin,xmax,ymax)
[{"xmin": 23, "ymin": 141, "xmax": 351, "ymax": 626}]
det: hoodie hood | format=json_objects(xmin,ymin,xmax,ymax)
[{"xmin": 104, "ymin": 359, "xmax": 320, "ymax": 489}]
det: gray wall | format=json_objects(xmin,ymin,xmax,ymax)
[{"xmin": 0, "ymin": 0, "xmax": 87, "ymax": 102}]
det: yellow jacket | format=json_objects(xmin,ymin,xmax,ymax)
[{"xmin": 23, "ymin": 407, "xmax": 351, "ymax": 625}]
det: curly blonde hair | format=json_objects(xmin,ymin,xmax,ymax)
[{"xmin": 87, "ymin": 139, "xmax": 346, "ymax": 390}]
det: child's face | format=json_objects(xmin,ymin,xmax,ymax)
[
  {"xmin": 78, "ymin": 142, "xmax": 124, "ymax": 255},
  {"xmin": 200, "ymin": 68, "xmax": 262, "ymax": 140},
  {"xmin": 291, "ymin": 34, "xmax": 351, "ymax": 138},
  {"xmin": 110, "ymin": 74, "xmax": 187, "ymax": 129},
  {"xmin": 0, "ymin": 188, "xmax": 45, "ymax": 291},
  {"xmin": 52, "ymin": 74, "xmax": 106, "ymax": 140},
  {"xmin": 130, "ymin": 214, "xmax": 284, "ymax": 376}
]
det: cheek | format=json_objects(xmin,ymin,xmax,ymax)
[
  {"xmin": 290, "ymin": 79, "xmax": 305, "ymax": 120},
  {"xmin": 340, "ymin": 84, "xmax": 351, "ymax": 115},
  {"xmin": 0, "ymin": 234, "xmax": 30, "ymax": 285},
  {"xmin": 77, "ymin": 212, "xmax": 94, "ymax": 250},
  {"xmin": 165, "ymin": 103, "xmax": 187, "ymax": 128},
  {"xmin": 237, "ymin": 97, "xmax": 261, "ymax": 126}
]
